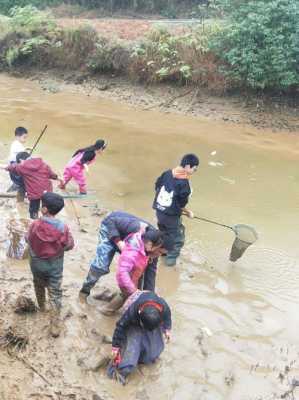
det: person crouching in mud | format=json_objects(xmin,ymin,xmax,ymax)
[
  {"xmin": 107, "ymin": 290, "xmax": 172, "ymax": 384},
  {"xmin": 79, "ymin": 211, "xmax": 163, "ymax": 300},
  {"xmin": 59, "ymin": 139, "xmax": 107, "ymax": 195},
  {"xmin": 100, "ymin": 227, "xmax": 166, "ymax": 316}
]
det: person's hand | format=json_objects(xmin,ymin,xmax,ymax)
[
  {"xmin": 111, "ymin": 347, "xmax": 121, "ymax": 366},
  {"xmin": 164, "ymin": 330, "xmax": 171, "ymax": 343},
  {"xmin": 183, "ymin": 209, "xmax": 194, "ymax": 219},
  {"xmin": 117, "ymin": 241, "xmax": 125, "ymax": 252}
]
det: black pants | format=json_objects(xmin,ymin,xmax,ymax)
[
  {"xmin": 29, "ymin": 199, "xmax": 41, "ymax": 219},
  {"xmin": 156, "ymin": 210, "xmax": 185, "ymax": 263}
]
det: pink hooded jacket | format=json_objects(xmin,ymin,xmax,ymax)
[{"xmin": 116, "ymin": 230, "xmax": 149, "ymax": 295}]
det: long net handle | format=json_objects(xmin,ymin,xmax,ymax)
[
  {"xmin": 30, "ymin": 125, "xmax": 48, "ymax": 156},
  {"xmin": 193, "ymin": 215, "xmax": 234, "ymax": 231}
]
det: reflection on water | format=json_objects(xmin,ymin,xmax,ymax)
[{"xmin": 0, "ymin": 74, "xmax": 299, "ymax": 399}]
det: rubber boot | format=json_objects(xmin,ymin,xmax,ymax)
[
  {"xmin": 16, "ymin": 188, "xmax": 25, "ymax": 203},
  {"xmin": 50, "ymin": 310, "xmax": 62, "ymax": 338},
  {"xmin": 34, "ymin": 284, "xmax": 46, "ymax": 311},
  {"xmin": 78, "ymin": 290, "xmax": 89, "ymax": 304},
  {"xmin": 165, "ymin": 257, "xmax": 177, "ymax": 267},
  {"xmin": 100, "ymin": 293, "xmax": 125, "ymax": 316}
]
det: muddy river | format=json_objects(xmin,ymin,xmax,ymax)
[{"xmin": 1, "ymin": 74, "xmax": 299, "ymax": 400}]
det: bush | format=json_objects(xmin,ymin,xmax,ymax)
[
  {"xmin": 130, "ymin": 25, "xmax": 227, "ymax": 91},
  {"xmin": 88, "ymin": 37, "xmax": 130, "ymax": 73},
  {"xmin": 212, "ymin": 0, "xmax": 299, "ymax": 91},
  {"xmin": 0, "ymin": 6, "xmax": 57, "ymax": 67}
]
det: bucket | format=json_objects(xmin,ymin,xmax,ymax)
[{"xmin": 6, "ymin": 218, "xmax": 30, "ymax": 260}]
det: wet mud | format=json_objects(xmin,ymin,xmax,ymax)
[{"xmin": 0, "ymin": 74, "xmax": 299, "ymax": 400}]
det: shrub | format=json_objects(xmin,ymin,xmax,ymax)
[
  {"xmin": 9, "ymin": 5, "xmax": 56, "ymax": 34},
  {"xmin": 87, "ymin": 37, "xmax": 131, "ymax": 73},
  {"xmin": 212, "ymin": 0, "xmax": 299, "ymax": 91}
]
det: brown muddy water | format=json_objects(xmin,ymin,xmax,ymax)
[{"xmin": 1, "ymin": 73, "xmax": 299, "ymax": 400}]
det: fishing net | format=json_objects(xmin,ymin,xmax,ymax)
[
  {"xmin": 229, "ymin": 224, "xmax": 258, "ymax": 262},
  {"xmin": 6, "ymin": 218, "xmax": 30, "ymax": 260}
]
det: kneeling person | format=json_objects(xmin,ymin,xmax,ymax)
[
  {"xmin": 27, "ymin": 192, "xmax": 74, "ymax": 337},
  {"xmin": 107, "ymin": 290, "xmax": 171, "ymax": 383}
]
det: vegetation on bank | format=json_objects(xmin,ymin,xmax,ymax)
[
  {"xmin": 0, "ymin": 0, "xmax": 209, "ymax": 17},
  {"xmin": 0, "ymin": 1, "xmax": 298, "ymax": 94}
]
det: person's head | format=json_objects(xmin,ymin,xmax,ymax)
[
  {"xmin": 180, "ymin": 153, "xmax": 199, "ymax": 175},
  {"xmin": 16, "ymin": 151, "xmax": 30, "ymax": 164},
  {"xmin": 94, "ymin": 139, "xmax": 107, "ymax": 154},
  {"xmin": 142, "ymin": 227, "xmax": 164, "ymax": 253},
  {"xmin": 139, "ymin": 305, "xmax": 162, "ymax": 331},
  {"xmin": 15, "ymin": 127, "xmax": 28, "ymax": 143},
  {"xmin": 41, "ymin": 192, "xmax": 65, "ymax": 216}
]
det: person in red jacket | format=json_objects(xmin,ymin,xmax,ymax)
[
  {"xmin": 27, "ymin": 192, "xmax": 74, "ymax": 337},
  {"xmin": 5, "ymin": 152, "xmax": 60, "ymax": 219}
]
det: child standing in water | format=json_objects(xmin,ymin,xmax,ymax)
[
  {"xmin": 59, "ymin": 139, "xmax": 107, "ymax": 195},
  {"xmin": 8, "ymin": 127, "xmax": 28, "ymax": 196},
  {"xmin": 153, "ymin": 153, "xmax": 199, "ymax": 267},
  {"xmin": 4, "ymin": 152, "xmax": 60, "ymax": 219},
  {"xmin": 27, "ymin": 192, "xmax": 74, "ymax": 337}
]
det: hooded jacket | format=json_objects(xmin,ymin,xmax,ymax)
[
  {"xmin": 153, "ymin": 168, "xmax": 191, "ymax": 216},
  {"xmin": 112, "ymin": 291, "xmax": 172, "ymax": 348},
  {"xmin": 7, "ymin": 158, "xmax": 57, "ymax": 200},
  {"xmin": 116, "ymin": 231, "xmax": 149, "ymax": 295},
  {"xmin": 27, "ymin": 217, "xmax": 74, "ymax": 259}
]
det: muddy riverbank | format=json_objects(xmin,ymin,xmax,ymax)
[
  {"xmin": 14, "ymin": 69, "xmax": 299, "ymax": 133},
  {"xmin": 1, "ymin": 73, "xmax": 299, "ymax": 400}
]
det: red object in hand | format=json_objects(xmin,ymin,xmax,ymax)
[
  {"xmin": 114, "ymin": 352, "xmax": 122, "ymax": 367},
  {"xmin": 112, "ymin": 347, "xmax": 122, "ymax": 366}
]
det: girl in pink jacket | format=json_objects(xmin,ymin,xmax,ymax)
[
  {"xmin": 59, "ymin": 139, "xmax": 106, "ymax": 194},
  {"xmin": 116, "ymin": 227, "xmax": 165, "ymax": 296},
  {"xmin": 100, "ymin": 228, "xmax": 165, "ymax": 316}
]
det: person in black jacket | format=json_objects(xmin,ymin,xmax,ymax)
[
  {"xmin": 79, "ymin": 211, "xmax": 163, "ymax": 298},
  {"xmin": 153, "ymin": 153, "xmax": 199, "ymax": 267},
  {"xmin": 107, "ymin": 290, "xmax": 171, "ymax": 382}
]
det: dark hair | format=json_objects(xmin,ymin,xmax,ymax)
[
  {"xmin": 16, "ymin": 151, "xmax": 30, "ymax": 164},
  {"xmin": 140, "ymin": 306, "xmax": 162, "ymax": 331},
  {"xmin": 180, "ymin": 153, "xmax": 199, "ymax": 168},
  {"xmin": 41, "ymin": 192, "xmax": 65, "ymax": 216},
  {"xmin": 73, "ymin": 139, "xmax": 106, "ymax": 158},
  {"xmin": 142, "ymin": 227, "xmax": 164, "ymax": 246},
  {"xmin": 15, "ymin": 127, "xmax": 28, "ymax": 137}
]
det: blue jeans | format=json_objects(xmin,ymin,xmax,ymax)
[{"xmin": 81, "ymin": 224, "xmax": 117, "ymax": 294}]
